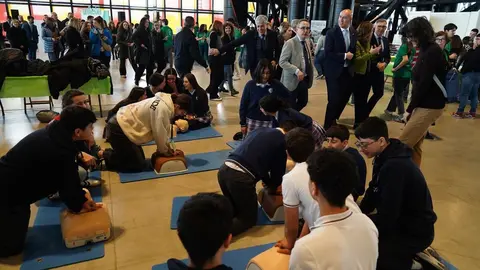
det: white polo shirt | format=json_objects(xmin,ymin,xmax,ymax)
[
  {"xmin": 289, "ymin": 210, "xmax": 379, "ymax": 270},
  {"xmin": 282, "ymin": 162, "xmax": 361, "ymax": 228}
]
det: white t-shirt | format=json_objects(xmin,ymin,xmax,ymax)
[
  {"xmin": 282, "ymin": 162, "xmax": 361, "ymax": 228},
  {"xmin": 289, "ymin": 210, "xmax": 379, "ymax": 270}
]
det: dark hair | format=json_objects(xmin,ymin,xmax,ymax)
[
  {"xmin": 139, "ymin": 17, "xmax": 149, "ymax": 31},
  {"xmin": 163, "ymin": 19, "xmax": 169, "ymax": 25},
  {"xmin": 403, "ymin": 17, "xmax": 434, "ymax": 49},
  {"xmin": 94, "ymin": 16, "xmax": 105, "ymax": 28},
  {"xmin": 107, "ymin": 87, "xmax": 145, "ymax": 121},
  {"xmin": 87, "ymin": 15, "xmax": 94, "ymax": 20},
  {"xmin": 62, "ymin": 89, "xmax": 86, "ymax": 108},
  {"xmin": 356, "ymin": 21, "xmax": 374, "ymax": 47},
  {"xmin": 280, "ymin": 120, "xmax": 298, "ymax": 133},
  {"xmin": 144, "ymin": 14, "xmax": 150, "ymax": 19},
  {"xmin": 177, "ymin": 193, "xmax": 233, "ymax": 269},
  {"xmin": 253, "ymin": 59, "xmax": 274, "ymax": 84},
  {"xmin": 184, "ymin": 16, "xmax": 195, "ymax": 29},
  {"xmin": 199, "ymin": 24, "xmax": 207, "ymax": 33},
  {"xmin": 444, "ymin": 23, "xmax": 457, "ymax": 31},
  {"xmin": 259, "ymin": 94, "xmax": 289, "ymax": 113},
  {"xmin": 27, "ymin": 16, "xmax": 34, "ymax": 20},
  {"xmin": 321, "ymin": 27, "xmax": 329, "ymax": 36},
  {"xmin": 171, "ymin": 93, "xmax": 192, "ymax": 111},
  {"xmin": 450, "ymin": 35, "xmax": 463, "ymax": 49},
  {"xmin": 149, "ymin": 73, "xmax": 165, "ymax": 87},
  {"xmin": 59, "ymin": 106, "xmax": 97, "ymax": 134},
  {"xmin": 212, "ymin": 20, "xmax": 223, "ymax": 34},
  {"xmin": 164, "ymin": 68, "xmax": 178, "ymax": 77},
  {"xmin": 184, "ymin": 73, "xmax": 204, "ymax": 92},
  {"xmin": 435, "ymin": 31, "xmax": 448, "ymax": 41},
  {"xmin": 7, "ymin": 16, "xmax": 11, "ymax": 20},
  {"xmin": 354, "ymin": 116, "xmax": 389, "ymax": 141},
  {"xmin": 285, "ymin": 128, "xmax": 315, "ymax": 163},
  {"xmin": 462, "ymin": 36, "xmax": 472, "ymax": 45},
  {"xmin": 326, "ymin": 125, "xmax": 350, "ymax": 142},
  {"xmin": 307, "ymin": 149, "xmax": 357, "ymax": 207}
]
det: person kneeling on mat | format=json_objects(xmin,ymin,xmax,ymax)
[
  {"xmin": 103, "ymin": 93, "xmax": 191, "ymax": 172},
  {"xmin": 0, "ymin": 106, "xmax": 102, "ymax": 258},
  {"xmin": 218, "ymin": 126, "xmax": 295, "ymax": 236},
  {"xmin": 167, "ymin": 193, "xmax": 233, "ymax": 270}
]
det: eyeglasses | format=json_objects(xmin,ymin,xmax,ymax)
[
  {"xmin": 355, "ymin": 140, "xmax": 377, "ymax": 149},
  {"xmin": 435, "ymin": 38, "xmax": 446, "ymax": 42},
  {"xmin": 376, "ymin": 25, "xmax": 387, "ymax": 28}
]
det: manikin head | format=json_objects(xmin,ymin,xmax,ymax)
[
  {"xmin": 325, "ymin": 124, "xmax": 350, "ymax": 151},
  {"xmin": 354, "ymin": 117, "xmax": 390, "ymax": 159}
]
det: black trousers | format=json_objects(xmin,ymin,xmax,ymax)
[
  {"xmin": 206, "ymin": 59, "xmax": 224, "ymax": 99},
  {"xmin": 0, "ymin": 204, "xmax": 30, "ymax": 258},
  {"xmin": 353, "ymin": 73, "xmax": 371, "ymax": 126},
  {"xmin": 119, "ymin": 57, "xmax": 136, "ymax": 76},
  {"xmin": 366, "ymin": 71, "xmax": 385, "ymax": 115},
  {"xmin": 135, "ymin": 63, "xmax": 153, "ymax": 86},
  {"xmin": 93, "ymin": 52, "xmax": 111, "ymax": 68},
  {"xmin": 289, "ymin": 79, "xmax": 309, "ymax": 111},
  {"xmin": 174, "ymin": 61, "xmax": 192, "ymax": 79},
  {"xmin": 217, "ymin": 164, "xmax": 257, "ymax": 236},
  {"xmin": 104, "ymin": 117, "xmax": 149, "ymax": 172},
  {"xmin": 324, "ymin": 68, "xmax": 353, "ymax": 130},
  {"xmin": 377, "ymin": 232, "xmax": 434, "ymax": 270},
  {"xmin": 386, "ymin": 77, "xmax": 409, "ymax": 115}
]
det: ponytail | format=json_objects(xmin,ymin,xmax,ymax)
[{"xmin": 259, "ymin": 94, "xmax": 290, "ymax": 113}]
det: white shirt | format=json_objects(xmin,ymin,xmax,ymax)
[
  {"xmin": 282, "ymin": 162, "xmax": 361, "ymax": 228},
  {"xmin": 289, "ymin": 210, "xmax": 379, "ymax": 270},
  {"xmin": 341, "ymin": 27, "xmax": 350, "ymax": 67},
  {"xmin": 374, "ymin": 33, "xmax": 384, "ymax": 51}
]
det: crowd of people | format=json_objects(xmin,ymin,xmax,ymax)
[{"xmin": 1, "ymin": 8, "xmax": 479, "ymax": 270}]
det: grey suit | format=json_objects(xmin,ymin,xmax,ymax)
[{"xmin": 279, "ymin": 36, "xmax": 314, "ymax": 111}]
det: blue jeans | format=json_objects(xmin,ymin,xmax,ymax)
[
  {"xmin": 223, "ymin": 65, "xmax": 234, "ymax": 91},
  {"xmin": 28, "ymin": 47, "xmax": 37, "ymax": 60},
  {"xmin": 47, "ymin": 52, "xmax": 57, "ymax": 62},
  {"xmin": 457, "ymin": 72, "xmax": 480, "ymax": 113},
  {"xmin": 199, "ymin": 43, "xmax": 208, "ymax": 63}
]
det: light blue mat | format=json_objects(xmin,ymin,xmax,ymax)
[
  {"xmin": 119, "ymin": 150, "xmax": 232, "ymax": 183},
  {"xmin": 170, "ymin": 196, "xmax": 284, "ymax": 229},
  {"xmin": 152, "ymin": 243, "xmax": 274, "ymax": 270},
  {"xmin": 21, "ymin": 171, "xmax": 104, "ymax": 270},
  {"xmin": 226, "ymin": 140, "xmax": 242, "ymax": 149},
  {"xmin": 142, "ymin": 126, "xmax": 222, "ymax": 145}
]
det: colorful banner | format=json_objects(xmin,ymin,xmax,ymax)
[{"xmin": 81, "ymin": 8, "xmax": 110, "ymax": 22}]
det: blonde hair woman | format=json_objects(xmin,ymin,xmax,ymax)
[{"xmin": 65, "ymin": 17, "xmax": 84, "ymax": 52}]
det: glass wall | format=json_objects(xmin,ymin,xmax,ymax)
[{"xmin": 0, "ymin": 0, "xmax": 223, "ymax": 33}]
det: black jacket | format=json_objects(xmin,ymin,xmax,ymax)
[
  {"xmin": 174, "ymin": 27, "xmax": 208, "ymax": 71},
  {"xmin": 116, "ymin": 28, "xmax": 134, "ymax": 59},
  {"xmin": 219, "ymin": 29, "xmax": 280, "ymax": 73},
  {"xmin": 187, "ymin": 88, "xmax": 209, "ymax": 118},
  {"xmin": 324, "ymin": 25, "xmax": 357, "ymax": 78},
  {"xmin": 360, "ymin": 139, "xmax": 437, "ymax": 240},
  {"xmin": 66, "ymin": 27, "xmax": 84, "ymax": 51},
  {"xmin": 133, "ymin": 27, "xmax": 154, "ymax": 66},
  {"xmin": 167, "ymin": 259, "xmax": 232, "ymax": 270},
  {"xmin": 0, "ymin": 121, "xmax": 87, "ymax": 212},
  {"xmin": 7, "ymin": 26, "xmax": 29, "ymax": 52},
  {"xmin": 407, "ymin": 42, "xmax": 448, "ymax": 113},
  {"xmin": 369, "ymin": 34, "xmax": 391, "ymax": 73},
  {"xmin": 221, "ymin": 34, "xmax": 235, "ymax": 65},
  {"xmin": 152, "ymin": 30, "xmax": 165, "ymax": 59},
  {"xmin": 460, "ymin": 47, "xmax": 480, "ymax": 74}
]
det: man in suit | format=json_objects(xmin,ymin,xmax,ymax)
[
  {"xmin": 2, "ymin": 16, "xmax": 12, "ymax": 36},
  {"xmin": 366, "ymin": 19, "xmax": 391, "ymax": 117},
  {"xmin": 22, "ymin": 16, "xmax": 39, "ymax": 60},
  {"xmin": 279, "ymin": 19, "xmax": 314, "ymax": 111},
  {"xmin": 51, "ymin": 12, "xmax": 65, "ymax": 58},
  {"xmin": 323, "ymin": 9, "xmax": 357, "ymax": 130},
  {"xmin": 211, "ymin": 15, "xmax": 280, "ymax": 78},
  {"xmin": 174, "ymin": 16, "xmax": 209, "ymax": 78}
]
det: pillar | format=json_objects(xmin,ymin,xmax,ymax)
[
  {"xmin": 288, "ymin": 0, "xmax": 307, "ymax": 21},
  {"xmin": 224, "ymin": 0, "xmax": 235, "ymax": 21}
]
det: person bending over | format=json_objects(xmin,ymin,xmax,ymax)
[
  {"xmin": 239, "ymin": 59, "xmax": 290, "ymax": 135},
  {"xmin": 146, "ymin": 73, "xmax": 166, "ymax": 98},
  {"xmin": 181, "ymin": 73, "xmax": 213, "ymax": 130},
  {"xmin": 355, "ymin": 117, "xmax": 436, "ymax": 270},
  {"xmin": 104, "ymin": 93, "xmax": 191, "ymax": 172},
  {"xmin": 0, "ymin": 106, "xmax": 102, "ymax": 258},
  {"xmin": 325, "ymin": 124, "xmax": 366, "ymax": 201},
  {"xmin": 217, "ymin": 127, "xmax": 288, "ymax": 236},
  {"xmin": 289, "ymin": 149, "xmax": 379, "ymax": 269},
  {"xmin": 167, "ymin": 193, "xmax": 233, "ymax": 270},
  {"xmin": 259, "ymin": 94, "xmax": 326, "ymax": 149}
]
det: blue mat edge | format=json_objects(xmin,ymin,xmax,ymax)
[{"xmin": 142, "ymin": 126, "xmax": 223, "ymax": 145}]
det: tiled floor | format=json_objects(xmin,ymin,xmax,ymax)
[{"xmin": 1, "ymin": 57, "xmax": 479, "ymax": 270}]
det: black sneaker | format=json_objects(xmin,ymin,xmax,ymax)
[{"xmin": 231, "ymin": 89, "xmax": 239, "ymax": 96}]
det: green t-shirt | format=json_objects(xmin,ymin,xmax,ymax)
[
  {"xmin": 197, "ymin": 32, "xmax": 208, "ymax": 44},
  {"xmin": 393, "ymin": 44, "xmax": 415, "ymax": 79},
  {"xmin": 161, "ymin": 25, "xmax": 173, "ymax": 48},
  {"xmin": 234, "ymin": 28, "xmax": 242, "ymax": 52},
  {"xmin": 445, "ymin": 42, "xmax": 451, "ymax": 54},
  {"xmin": 194, "ymin": 25, "xmax": 199, "ymax": 35}
]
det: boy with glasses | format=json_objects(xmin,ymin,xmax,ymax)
[{"xmin": 355, "ymin": 117, "xmax": 436, "ymax": 270}]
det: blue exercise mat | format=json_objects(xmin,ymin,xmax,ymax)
[
  {"xmin": 21, "ymin": 172, "xmax": 104, "ymax": 270},
  {"xmin": 226, "ymin": 140, "xmax": 242, "ymax": 149},
  {"xmin": 152, "ymin": 243, "xmax": 274, "ymax": 270},
  {"xmin": 118, "ymin": 150, "xmax": 232, "ymax": 183},
  {"xmin": 142, "ymin": 126, "xmax": 222, "ymax": 145},
  {"xmin": 170, "ymin": 196, "xmax": 283, "ymax": 229}
]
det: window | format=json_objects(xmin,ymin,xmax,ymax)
[
  {"xmin": 165, "ymin": 0, "xmax": 180, "ymax": 9},
  {"xmin": 111, "ymin": 0, "xmax": 129, "ymax": 5},
  {"xmin": 7, "ymin": 4, "xmax": 29, "ymax": 19},
  {"xmin": 112, "ymin": 9, "xmax": 130, "ymax": 24},
  {"xmin": 0, "ymin": 4, "xmax": 7, "ymax": 22},
  {"xmin": 92, "ymin": 0, "xmax": 111, "ymax": 5},
  {"xmin": 73, "ymin": 7, "xmax": 89, "ymax": 20},
  {"xmin": 131, "ymin": 0, "xmax": 148, "ymax": 8},
  {"xmin": 182, "ymin": 12, "xmax": 196, "ymax": 26},
  {"xmin": 182, "ymin": 0, "xmax": 196, "ymax": 10},
  {"xmin": 130, "ymin": 10, "xmax": 147, "ymax": 24},
  {"xmin": 72, "ymin": 0, "xmax": 91, "ymax": 4},
  {"xmin": 30, "ymin": 5, "xmax": 51, "ymax": 20},
  {"xmin": 198, "ymin": 13, "xmax": 212, "ymax": 28},
  {"xmin": 198, "ymin": 0, "xmax": 211, "ymax": 10},
  {"xmin": 214, "ymin": 13, "xmax": 223, "ymax": 23},
  {"xmin": 213, "ymin": 0, "xmax": 223, "ymax": 12},
  {"xmin": 52, "ymin": 6, "xmax": 72, "ymax": 21},
  {"xmin": 166, "ymin": 12, "xmax": 181, "ymax": 33}
]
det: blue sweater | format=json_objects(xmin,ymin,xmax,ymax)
[
  {"xmin": 345, "ymin": 147, "xmax": 367, "ymax": 198},
  {"xmin": 272, "ymin": 108, "xmax": 313, "ymax": 130},
  {"xmin": 239, "ymin": 79, "xmax": 290, "ymax": 126},
  {"xmin": 89, "ymin": 28, "xmax": 113, "ymax": 57},
  {"xmin": 227, "ymin": 128, "xmax": 287, "ymax": 188}
]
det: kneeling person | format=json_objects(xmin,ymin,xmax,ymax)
[
  {"xmin": 218, "ymin": 127, "xmax": 288, "ymax": 236},
  {"xmin": 0, "ymin": 106, "xmax": 102, "ymax": 258},
  {"xmin": 289, "ymin": 149, "xmax": 379, "ymax": 269},
  {"xmin": 104, "ymin": 93, "xmax": 191, "ymax": 172}
]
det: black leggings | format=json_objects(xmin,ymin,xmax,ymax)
[
  {"xmin": 218, "ymin": 164, "xmax": 257, "ymax": 236},
  {"xmin": 206, "ymin": 59, "xmax": 224, "ymax": 99},
  {"xmin": 135, "ymin": 64, "xmax": 153, "ymax": 85},
  {"xmin": 119, "ymin": 57, "xmax": 136, "ymax": 76},
  {"xmin": 104, "ymin": 117, "xmax": 149, "ymax": 172},
  {"xmin": 0, "ymin": 204, "xmax": 30, "ymax": 258}
]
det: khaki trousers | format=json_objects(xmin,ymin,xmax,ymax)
[{"xmin": 398, "ymin": 108, "xmax": 443, "ymax": 167}]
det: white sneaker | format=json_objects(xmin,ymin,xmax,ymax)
[{"xmin": 210, "ymin": 97, "xmax": 223, "ymax": 101}]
